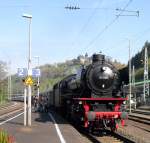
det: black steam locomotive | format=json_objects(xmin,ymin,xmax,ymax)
[{"xmin": 41, "ymin": 53, "xmax": 127, "ymax": 131}]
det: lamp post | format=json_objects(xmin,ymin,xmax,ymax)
[
  {"xmin": 34, "ymin": 56, "xmax": 40, "ymax": 99},
  {"xmin": 22, "ymin": 13, "xmax": 32, "ymax": 126}
]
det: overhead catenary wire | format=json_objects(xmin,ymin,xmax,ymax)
[
  {"xmin": 0, "ymin": 5, "xmax": 31, "ymax": 8},
  {"xmin": 134, "ymin": 27, "xmax": 150, "ymax": 42},
  {"xmin": 129, "ymin": 27, "xmax": 150, "ymax": 55},
  {"xmin": 116, "ymin": 8, "xmax": 139, "ymax": 17},
  {"xmin": 71, "ymin": 0, "xmax": 104, "ymax": 47},
  {"xmin": 111, "ymin": 26, "xmax": 150, "ymax": 57},
  {"xmin": 76, "ymin": 0, "xmax": 104, "ymax": 34},
  {"xmin": 84, "ymin": 0, "xmax": 133, "ymax": 50}
]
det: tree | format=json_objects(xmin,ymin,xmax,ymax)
[
  {"xmin": 0, "ymin": 61, "xmax": 7, "ymax": 81},
  {"xmin": 0, "ymin": 61, "xmax": 7, "ymax": 102}
]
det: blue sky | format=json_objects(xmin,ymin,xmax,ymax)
[{"xmin": 0, "ymin": 0, "xmax": 150, "ymax": 73}]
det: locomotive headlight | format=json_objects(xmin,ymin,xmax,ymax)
[
  {"xmin": 123, "ymin": 101, "xmax": 126, "ymax": 104},
  {"xmin": 79, "ymin": 101, "xmax": 82, "ymax": 104},
  {"xmin": 114, "ymin": 114, "xmax": 118, "ymax": 118},
  {"xmin": 102, "ymin": 84, "xmax": 105, "ymax": 88},
  {"xmin": 102, "ymin": 67, "xmax": 107, "ymax": 71},
  {"xmin": 104, "ymin": 67, "xmax": 113, "ymax": 75}
]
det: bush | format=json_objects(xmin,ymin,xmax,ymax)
[{"xmin": 0, "ymin": 129, "xmax": 15, "ymax": 143}]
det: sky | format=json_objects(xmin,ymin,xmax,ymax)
[{"xmin": 0, "ymin": 0, "xmax": 150, "ymax": 73}]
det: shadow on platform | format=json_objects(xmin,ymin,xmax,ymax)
[{"xmin": 34, "ymin": 110, "xmax": 68, "ymax": 125}]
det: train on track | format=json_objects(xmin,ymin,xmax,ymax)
[{"xmin": 40, "ymin": 53, "xmax": 128, "ymax": 132}]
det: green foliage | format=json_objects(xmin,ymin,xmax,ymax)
[
  {"xmin": 39, "ymin": 63, "xmax": 80, "ymax": 92},
  {"xmin": 131, "ymin": 41, "xmax": 150, "ymax": 69},
  {"xmin": 0, "ymin": 129, "xmax": 15, "ymax": 143},
  {"xmin": 0, "ymin": 61, "xmax": 8, "ymax": 102},
  {"xmin": 40, "ymin": 77, "xmax": 62, "ymax": 91},
  {"xmin": 135, "ymin": 67, "xmax": 144, "ymax": 81},
  {"xmin": 10, "ymin": 76, "xmax": 24, "ymax": 95},
  {"xmin": 130, "ymin": 41, "xmax": 150, "ymax": 82},
  {"xmin": 0, "ymin": 61, "xmax": 7, "ymax": 81},
  {"xmin": 0, "ymin": 80, "xmax": 8, "ymax": 104}
]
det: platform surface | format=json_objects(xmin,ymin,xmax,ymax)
[{"xmin": 0, "ymin": 111, "xmax": 91, "ymax": 143}]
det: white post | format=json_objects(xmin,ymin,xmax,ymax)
[
  {"xmin": 7, "ymin": 75, "xmax": 9, "ymax": 100},
  {"xmin": 9, "ymin": 75, "xmax": 11, "ymax": 100},
  {"xmin": 9, "ymin": 61, "xmax": 12, "ymax": 101},
  {"xmin": 24, "ymin": 88, "xmax": 27, "ymax": 126},
  {"xmin": 28, "ymin": 85, "xmax": 31, "ymax": 126},
  {"xmin": 37, "ymin": 57, "xmax": 40, "ymax": 100},
  {"xmin": 7, "ymin": 61, "xmax": 10, "ymax": 100},
  {"xmin": 28, "ymin": 17, "xmax": 32, "ymax": 126},
  {"xmin": 132, "ymin": 65, "xmax": 136, "ymax": 109},
  {"xmin": 129, "ymin": 40, "xmax": 132, "ymax": 113}
]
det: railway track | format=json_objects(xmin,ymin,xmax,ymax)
[
  {"xmin": 116, "ymin": 119, "xmax": 150, "ymax": 143},
  {"xmin": 0, "ymin": 102, "xmax": 23, "ymax": 123},
  {"xmin": 128, "ymin": 114, "xmax": 150, "ymax": 125},
  {"xmin": 85, "ymin": 130, "xmax": 135, "ymax": 143},
  {"xmin": 0, "ymin": 102, "xmax": 14, "ymax": 110},
  {"xmin": 128, "ymin": 116, "xmax": 150, "ymax": 125},
  {"xmin": 72, "ymin": 121, "xmax": 135, "ymax": 143},
  {"xmin": 53, "ymin": 110, "xmax": 136, "ymax": 143}
]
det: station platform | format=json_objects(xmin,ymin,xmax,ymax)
[{"xmin": 0, "ymin": 111, "xmax": 90, "ymax": 143}]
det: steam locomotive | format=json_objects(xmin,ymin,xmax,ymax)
[{"xmin": 40, "ymin": 53, "xmax": 128, "ymax": 131}]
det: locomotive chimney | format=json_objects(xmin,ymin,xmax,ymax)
[{"xmin": 92, "ymin": 54, "xmax": 105, "ymax": 63}]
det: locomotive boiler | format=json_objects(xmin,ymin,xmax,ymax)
[{"xmin": 60, "ymin": 54, "xmax": 120, "ymax": 98}]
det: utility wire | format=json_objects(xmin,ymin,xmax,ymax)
[
  {"xmin": 84, "ymin": 0, "xmax": 133, "ymax": 50},
  {"xmin": 109, "ymin": 26, "xmax": 150, "ymax": 61},
  {"xmin": 78, "ymin": 0, "xmax": 104, "ymax": 37},
  {"xmin": 134, "ymin": 27, "xmax": 150, "ymax": 42},
  {"xmin": 71, "ymin": 0, "xmax": 103, "ymax": 47},
  {"xmin": 0, "ymin": 5, "xmax": 30, "ymax": 7}
]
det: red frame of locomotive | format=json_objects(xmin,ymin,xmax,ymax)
[{"xmin": 73, "ymin": 97, "xmax": 128, "ymax": 129}]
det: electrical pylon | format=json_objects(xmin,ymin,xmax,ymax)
[
  {"xmin": 132, "ymin": 65, "xmax": 136, "ymax": 109},
  {"xmin": 132, "ymin": 65, "xmax": 135, "ymax": 86},
  {"xmin": 143, "ymin": 46, "xmax": 149, "ymax": 103}
]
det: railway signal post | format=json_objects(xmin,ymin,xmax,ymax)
[
  {"xmin": 25, "ymin": 76, "xmax": 33, "ymax": 126},
  {"xmin": 24, "ymin": 87, "xmax": 27, "ymax": 126}
]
